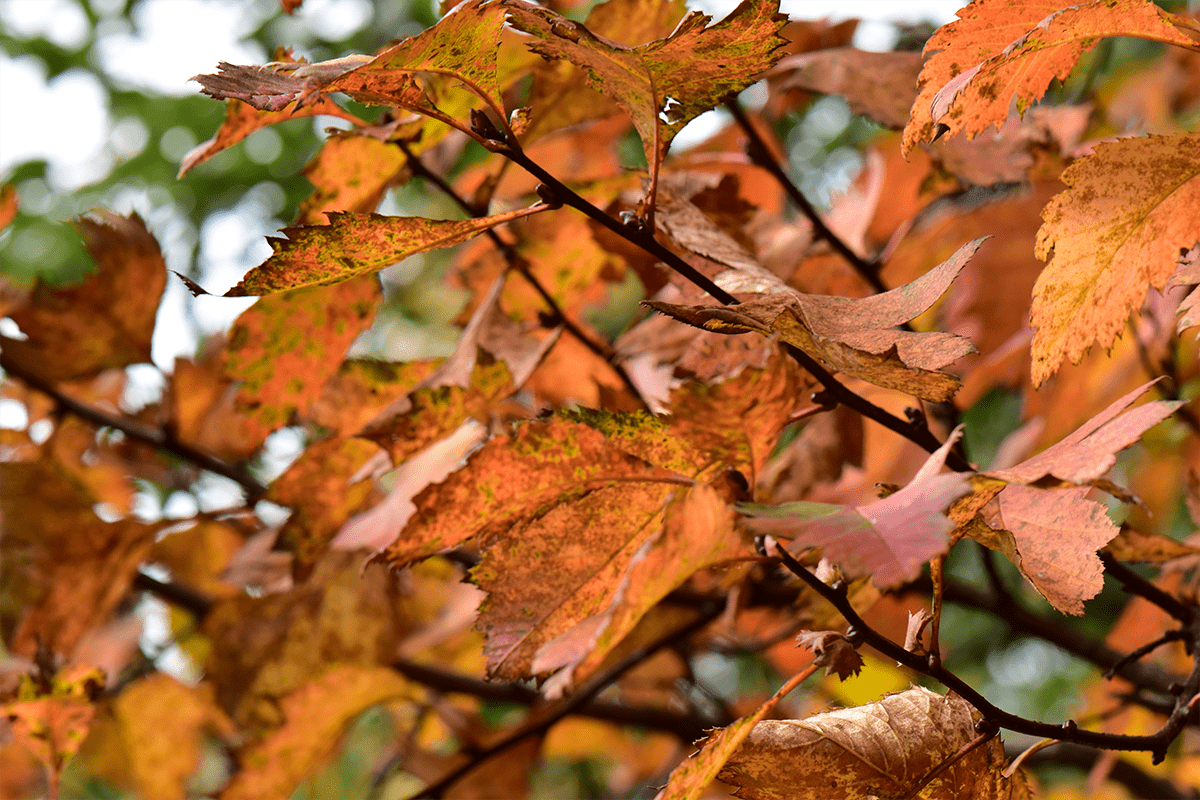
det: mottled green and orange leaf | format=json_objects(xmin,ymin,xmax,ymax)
[{"xmin": 226, "ymin": 207, "xmax": 547, "ymax": 295}]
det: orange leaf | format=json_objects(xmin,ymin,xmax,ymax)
[
  {"xmin": 1031, "ymin": 134, "xmax": 1200, "ymax": 384},
  {"xmin": 4, "ymin": 210, "xmax": 166, "ymax": 381},
  {"xmin": 226, "ymin": 207, "xmax": 546, "ymax": 295}
]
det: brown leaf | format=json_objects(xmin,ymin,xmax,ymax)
[
  {"xmin": 719, "ymin": 687, "xmax": 1030, "ymax": 800},
  {"xmin": 3, "ymin": 210, "xmax": 166, "ymax": 381},
  {"xmin": 795, "ymin": 630, "xmax": 863, "ymax": 680},
  {"xmin": 649, "ymin": 239, "xmax": 983, "ymax": 401}
]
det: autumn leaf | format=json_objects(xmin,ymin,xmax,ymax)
[
  {"xmin": 904, "ymin": 0, "xmax": 1196, "ymax": 153},
  {"xmin": 0, "ymin": 182, "xmax": 16, "ymax": 230},
  {"xmin": 773, "ymin": 48, "xmax": 923, "ymax": 129},
  {"xmin": 648, "ymin": 239, "xmax": 983, "ymax": 401},
  {"xmin": 1030, "ymin": 134, "xmax": 1200, "ymax": 385},
  {"xmin": 1168, "ymin": 242, "xmax": 1200, "ymax": 334},
  {"xmin": 739, "ymin": 428, "xmax": 969, "ymax": 588},
  {"xmin": 222, "ymin": 666, "xmax": 413, "ymax": 799},
  {"xmin": 225, "ymin": 206, "xmax": 548, "ymax": 295},
  {"xmin": 222, "ymin": 275, "xmax": 381, "ymax": 438},
  {"xmin": 533, "ymin": 483, "xmax": 743, "ymax": 695},
  {"xmin": 178, "ymin": 96, "xmax": 357, "ymax": 177},
  {"xmin": 504, "ymin": 0, "xmax": 788, "ymax": 217},
  {"xmin": 980, "ymin": 485, "xmax": 1119, "ymax": 615},
  {"xmin": 2, "ymin": 210, "xmax": 166, "ymax": 380},
  {"xmin": 984, "ymin": 380, "xmax": 1182, "ymax": 486},
  {"xmin": 194, "ymin": 1, "xmax": 509, "ymax": 140},
  {"xmin": 719, "ymin": 688, "xmax": 1030, "ymax": 800},
  {"xmin": 295, "ymin": 130, "xmax": 408, "ymax": 224}
]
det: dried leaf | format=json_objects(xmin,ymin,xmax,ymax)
[
  {"xmin": 1031, "ymin": 134, "xmax": 1200, "ymax": 384},
  {"xmin": 795, "ymin": 630, "xmax": 863, "ymax": 680},
  {"xmin": 719, "ymin": 687, "xmax": 1030, "ymax": 800},
  {"xmin": 648, "ymin": 239, "xmax": 983, "ymax": 401}
]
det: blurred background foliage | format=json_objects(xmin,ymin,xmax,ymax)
[{"xmin": 4, "ymin": 1, "xmax": 1185, "ymax": 796}]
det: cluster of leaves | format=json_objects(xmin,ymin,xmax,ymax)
[{"xmin": 2, "ymin": 0, "xmax": 1200, "ymax": 798}]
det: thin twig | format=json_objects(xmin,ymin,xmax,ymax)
[
  {"xmin": 1100, "ymin": 552, "xmax": 1194, "ymax": 624},
  {"xmin": 723, "ymin": 97, "xmax": 885, "ymax": 294},
  {"xmin": 0, "ymin": 348, "xmax": 268, "ymax": 499},
  {"xmin": 394, "ymin": 139, "xmax": 649, "ymax": 408},
  {"xmin": 774, "ymin": 543, "xmax": 1200, "ymax": 762},
  {"xmin": 411, "ymin": 602, "xmax": 724, "ymax": 799},
  {"xmin": 1104, "ymin": 630, "xmax": 1189, "ymax": 680}
]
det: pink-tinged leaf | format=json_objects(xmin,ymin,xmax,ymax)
[
  {"xmin": 994, "ymin": 485, "xmax": 1118, "ymax": 615},
  {"xmin": 226, "ymin": 207, "xmax": 547, "ymax": 296},
  {"xmin": 740, "ymin": 428, "xmax": 969, "ymax": 587},
  {"xmin": 985, "ymin": 380, "xmax": 1182, "ymax": 485}
]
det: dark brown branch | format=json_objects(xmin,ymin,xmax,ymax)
[
  {"xmin": 1100, "ymin": 553, "xmax": 1194, "ymax": 624},
  {"xmin": 1014, "ymin": 740, "xmax": 1200, "ymax": 799},
  {"xmin": 775, "ymin": 543, "xmax": 1200, "ymax": 763},
  {"xmin": 723, "ymin": 97, "xmax": 886, "ymax": 294},
  {"xmin": 391, "ymin": 658, "xmax": 723, "ymax": 742},
  {"xmin": 410, "ymin": 601, "xmax": 725, "ymax": 799},
  {"xmin": 0, "ymin": 347, "xmax": 268, "ymax": 499},
  {"xmin": 1104, "ymin": 630, "xmax": 1189, "ymax": 680},
  {"xmin": 133, "ymin": 571, "xmax": 214, "ymax": 620}
]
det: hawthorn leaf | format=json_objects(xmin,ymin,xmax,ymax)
[
  {"xmin": 307, "ymin": 358, "xmax": 441, "ymax": 436},
  {"xmin": 903, "ymin": 0, "xmax": 1196, "ymax": 154},
  {"xmin": 221, "ymin": 666, "xmax": 413, "ymax": 800},
  {"xmin": 473, "ymin": 480, "xmax": 679, "ymax": 679},
  {"xmin": 3, "ymin": 210, "xmax": 166, "ymax": 381},
  {"xmin": 504, "ymin": 0, "xmax": 788, "ymax": 214},
  {"xmin": 740, "ymin": 428, "xmax": 969, "ymax": 587},
  {"xmin": 1031, "ymin": 134, "xmax": 1200, "ymax": 384},
  {"xmin": 795, "ymin": 630, "xmax": 864, "ymax": 680},
  {"xmin": 648, "ymin": 239, "xmax": 983, "ymax": 401},
  {"xmin": 379, "ymin": 416, "xmax": 682, "ymax": 570},
  {"xmin": 719, "ymin": 688, "xmax": 1030, "ymax": 800},
  {"xmin": 773, "ymin": 48, "xmax": 923, "ymax": 129},
  {"xmin": 166, "ymin": 343, "xmax": 269, "ymax": 461},
  {"xmin": 225, "ymin": 206, "xmax": 547, "ymax": 295},
  {"xmin": 1168, "ymin": 243, "xmax": 1200, "ymax": 334},
  {"xmin": 534, "ymin": 483, "xmax": 743, "ymax": 695},
  {"xmin": 967, "ymin": 485, "xmax": 1119, "ymax": 615},
  {"xmin": 902, "ymin": 0, "xmax": 1060, "ymax": 156},
  {"xmin": 222, "ymin": 275, "xmax": 381, "ymax": 439},
  {"xmin": 985, "ymin": 380, "xmax": 1182, "ymax": 485},
  {"xmin": 178, "ymin": 96, "xmax": 356, "ymax": 177}
]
